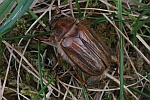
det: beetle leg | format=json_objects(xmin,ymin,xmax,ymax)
[
  {"xmin": 34, "ymin": 35, "xmax": 54, "ymax": 41},
  {"xmin": 72, "ymin": 65, "xmax": 86, "ymax": 86},
  {"xmin": 34, "ymin": 36, "xmax": 47, "ymax": 41},
  {"xmin": 57, "ymin": 53, "xmax": 61, "ymax": 66}
]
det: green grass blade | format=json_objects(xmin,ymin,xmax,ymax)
[
  {"xmin": 117, "ymin": 0, "xmax": 124, "ymax": 100},
  {"xmin": 127, "ymin": 6, "xmax": 150, "ymax": 12},
  {"xmin": 0, "ymin": 0, "xmax": 16, "ymax": 20},
  {"xmin": 0, "ymin": 32, "xmax": 50, "ymax": 41},
  {"xmin": 82, "ymin": 85, "xmax": 89, "ymax": 100},
  {"xmin": 83, "ymin": 0, "xmax": 90, "ymax": 17},
  {"xmin": 132, "ymin": 0, "xmax": 147, "ymax": 6},
  {"xmin": 81, "ymin": 73, "xmax": 89, "ymax": 100},
  {"xmin": 0, "ymin": 26, "xmax": 15, "ymax": 37},
  {"xmin": 38, "ymin": 40, "xmax": 46, "ymax": 99},
  {"xmin": 33, "ymin": 75, "xmax": 54, "ymax": 100},
  {"xmin": 75, "ymin": 0, "xmax": 82, "ymax": 19},
  {"xmin": 132, "ymin": 9, "xmax": 150, "ymax": 44},
  {"xmin": 0, "ymin": 0, "xmax": 34, "ymax": 35},
  {"xmin": 61, "ymin": 0, "xmax": 68, "ymax": 5},
  {"xmin": 129, "ymin": 87, "xmax": 150, "ymax": 99},
  {"xmin": 146, "ymin": 73, "xmax": 150, "ymax": 80}
]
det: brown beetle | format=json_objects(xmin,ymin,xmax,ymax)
[{"xmin": 52, "ymin": 17, "xmax": 111, "ymax": 76}]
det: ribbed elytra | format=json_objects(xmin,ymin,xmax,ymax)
[{"xmin": 52, "ymin": 17, "xmax": 111, "ymax": 76}]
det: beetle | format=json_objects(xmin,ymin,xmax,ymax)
[{"xmin": 51, "ymin": 17, "xmax": 111, "ymax": 76}]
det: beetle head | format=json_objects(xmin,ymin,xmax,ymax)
[{"xmin": 52, "ymin": 17, "xmax": 76, "ymax": 42}]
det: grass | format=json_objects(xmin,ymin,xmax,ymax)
[
  {"xmin": 117, "ymin": 0, "xmax": 124, "ymax": 100},
  {"xmin": 0, "ymin": 0, "xmax": 150, "ymax": 100}
]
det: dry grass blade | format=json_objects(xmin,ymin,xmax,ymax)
[
  {"xmin": 2, "ymin": 40, "xmax": 71, "ymax": 99},
  {"xmin": 105, "ymin": 73, "xmax": 138, "ymax": 99},
  {"xmin": 2, "ymin": 40, "xmax": 39, "ymax": 75},
  {"xmin": 136, "ymin": 35, "xmax": 150, "ymax": 51},
  {"xmin": 102, "ymin": 13, "xmax": 150, "ymax": 65},
  {"xmin": 0, "ymin": 50, "xmax": 13, "ymax": 100}
]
